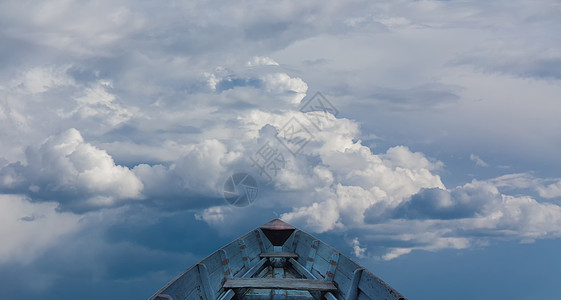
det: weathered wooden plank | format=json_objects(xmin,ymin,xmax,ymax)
[
  {"xmin": 255, "ymin": 229, "xmax": 274, "ymax": 252},
  {"xmin": 223, "ymin": 278, "xmax": 337, "ymax": 291},
  {"xmin": 345, "ymin": 268, "xmax": 363, "ymax": 300},
  {"xmin": 311, "ymin": 255, "xmax": 329, "ymax": 279},
  {"xmin": 222, "ymin": 242, "xmax": 246, "ymax": 277},
  {"xmin": 288, "ymin": 258, "xmax": 316, "ymax": 280},
  {"xmin": 237, "ymin": 238, "xmax": 251, "ymax": 270},
  {"xmin": 358, "ymin": 270, "xmax": 405, "ymax": 300},
  {"xmin": 324, "ymin": 252, "xmax": 339, "ymax": 281},
  {"xmin": 357, "ymin": 290, "xmax": 371, "ymax": 300},
  {"xmin": 243, "ymin": 233, "xmax": 262, "ymax": 263},
  {"xmin": 282, "ymin": 230, "xmax": 297, "ymax": 252},
  {"xmin": 200, "ymin": 251, "xmax": 223, "ymax": 274},
  {"xmin": 198, "ymin": 264, "xmax": 216, "ymax": 300},
  {"xmin": 293, "ymin": 232, "xmax": 313, "ymax": 263},
  {"xmin": 305, "ymin": 240, "xmax": 319, "ymax": 271},
  {"xmin": 334, "ymin": 255, "xmax": 360, "ymax": 281},
  {"xmin": 220, "ymin": 249, "xmax": 233, "ymax": 280},
  {"xmin": 158, "ymin": 266, "xmax": 201, "ymax": 300},
  {"xmin": 217, "ymin": 289, "xmax": 235, "ymax": 300},
  {"xmin": 324, "ymin": 292, "xmax": 338, "ymax": 300},
  {"xmin": 260, "ymin": 252, "xmax": 299, "ymax": 258},
  {"xmin": 333, "ymin": 271, "xmax": 351, "ymax": 298},
  {"xmin": 274, "ymin": 267, "xmax": 285, "ymax": 278},
  {"xmin": 241, "ymin": 258, "xmax": 267, "ymax": 278},
  {"xmin": 273, "ymin": 268, "xmax": 287, "ymax": 299},
  {"xmin": 311, "ymin": 268, "xmax": 324, "ymax": 280},
  {"xmin": 185, "ymin": 287, "xmax": 203, "ymax": 300},
  {"xmin": 316, "ymin": 242, "xmax": 337, "ymax": 262}
]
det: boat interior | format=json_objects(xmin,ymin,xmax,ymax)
[{"xmin": 150, "ymin": 219, "xmax": 405, "ymax": 300}]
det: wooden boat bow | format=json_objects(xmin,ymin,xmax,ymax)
[{"xmin": 149, "ymin": 219, "xmax": 406, "ymax": 300}]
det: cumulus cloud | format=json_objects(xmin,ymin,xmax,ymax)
[
  {"xmin": 0, "ymin": 128, "xmax": 143, "ymax": 212},
  {"xmin": 1, "ymin": 0, "xmax": 561, "ymax": 298},
  {"xmin": 358, "ymin": 179, "xmax": 561, "ymax": 260},
  {"xmin": 351, "ymin": 237, "xmax": 366, "ymax": 258}
]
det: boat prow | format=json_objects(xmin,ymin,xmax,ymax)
[{"xmin": 149, "ymin": 219, "xmax": 406, "ymax": 300}]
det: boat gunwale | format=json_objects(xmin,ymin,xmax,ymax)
[{"xmin": 148, "ymin": 219, "xmax": 406, "ymax": 300}]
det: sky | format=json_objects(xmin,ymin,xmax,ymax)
[{"xmin": 0, "ymin": 0, "xmax": 560, "ymax": 299}]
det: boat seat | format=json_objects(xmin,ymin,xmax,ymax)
[
  {"xmin": 259, "ymin": 252, "xmax": 299, "ymax": 258},
  {"xmin": 223, "ymin": 278, "xmax": 336, "ymax": 291}
]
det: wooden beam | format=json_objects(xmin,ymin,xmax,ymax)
[
  {"xmin": 260, "ymin": 252, "xmax": 299, "ymax": 258},
  {"xmin": 241, "ymin": 258, "xmax": 267, "ymax": 278},
  {"xmin": 223, "ymin": 278, "xmax": 337, "ymax": 291},
  {"xmin": 306, "ymin": 240, "xmax": 320, "ymax": 271},
  {"xmin": 288, "ymin": 258, "xmax": 316, "ymax": 279},
  {"xmin": 196, "ymin": 264, "xmax": 216, "ymax": 300},
  {"xmin": 217, "ymin": 289, "xmax": 235, "ymax": 300},
  {"xmin": 237, "ymin": 238, "xmax": 250, "ymax": 270},
  {"xmin": 346, "ymin": 268, "xmax": 364, "ymax": 300}
]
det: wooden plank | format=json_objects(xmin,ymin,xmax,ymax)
[
  {"xmin": 295, "ymin": 233, "xmax": 314, "ymax": 265},
  {"xmin": 358, "ymin": 271, "xmax": 405, "ymax": 300},
  {"xmin": 273, "ymin": 268, "xmax": 286, "ymax": 299},
  {"xmin": 325, "ymin": 252, "xmax": 339, "ymax": 281},
  {"xmin": 157, "ymin": 266, "xmax": 201, "ymax": 300},
  {"xmin": 334, "ymin": 255, "xmax": 361, "ymax": 281},
  {"xmin": 200, "ymin": 251, "xmax": 223, "ymax": 274},
  {"xmin": 311, "ymin": 255, "xmax": 329, "ymax": 279},
  {"xmin": 282, "ymin": 230, "xmax": 296, "ymax": 252},
  {"xmin": 357, "ymin": 290, "xmax": 371, "ymax": 300},
  {"xmin": 346, "ymin": 268, "xmax": 363, "ymax": 300},
  {"xmin": 237, "ymin": 238, "xmax": 251, "ymax": 270},
  {"xmin": 220, "ymin": 249, "xmax": 233, "ymax": 280},
  {"xmin": 288, "ymin": 258, "xmax": 316, "ymax": 280},
  {"xmin": 325, "ymin": 292, "xmax": 338, "ymax": 300},
  {"xmin": 316, "ymin": 242, "xmax": 336, "ymax": 261},
  {"xmin": 241, "ymin": 258, "xmax": 267, "ymax": 278},
  {"xmin": 255, "ymin": 229, "xmax": 273, "ymax": 252},
  {"xmin": 244, "ymin": 234, "xmax": 262, "ymax": 264},
  {"xmin": 197, "ymin": 264, "xmax": 216, "ymax": 300},
  {"xmin": 186, "ymin": 287, "xmax": 203, "ymax": 300},
  {"xmin": 260, "ymin": 252, "xmax": 299, "ymax": 258},
  {"xmin": 223, "ymin": 278, "xmax": 337, "ymax": 291},
  {"xmin": 306, "ymin": 240, "xmax": 319, "ymax": 271},
  {"xmin": 217, "ymin": 289, "xmax": 235, "ymax": 300}
]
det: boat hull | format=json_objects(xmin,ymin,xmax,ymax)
[{"xmin": 149, "ymin": 220, "xmax": 406, "ymax": 300}]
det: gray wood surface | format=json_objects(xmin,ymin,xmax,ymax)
[
  {"xmin": 223, "ymin": 278, "xmax": 336, "ymax": 291},
  {"xmin": 260, "ymin": 252, "xmax": 299, "ymax": 258}
]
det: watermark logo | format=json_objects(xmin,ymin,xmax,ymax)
[
  {"xmin": 223, "ymin": 172, "xmax": 258, "ymax": 207},
  {"xmin": 275, "ymin": 117, "xmax": 314, "ymax": 156},
  {"xmin": 300, "ymin": 91, "xmax": 339, "ymax": 129},
  {"xmin": 224, "ymin": 92, "xmax": 339, "ymax": 206},
  {"xmin": 250, "ymin": 141, "xmax": 287, "ymax": 183}
]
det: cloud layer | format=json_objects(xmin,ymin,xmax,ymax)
[{"xmin": 1, "ymin": 0, "xmax": 560, "ymax": 299}]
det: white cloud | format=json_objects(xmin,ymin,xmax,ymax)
[
  {"xmin": 0, "ymin": 1, "xmax": 561, "ymax": 296},
  {"xmin": 470, "ymin": 153, "xmax": 488, "ymax": 167},
  {"xmin": 247, "ymin": 56, "xmax": 280, "ymax": 67},
  {"xmin": 0, "ymin": 128, "xmax": 143, "ymax": 212},
  {"xmin": 0, "ymin": 195, "xmax": 80, "ymax": 264},
  {"xmin": 491, "ymin": 173, "xmax": 561, "ymax": 199},
  {"xmin": 16, "ymin": 66, "xmax": 74, "ymax": 94},
  {"xmin": 260, "ymin": 73, "xmax": 308, "ymax": 105},
  {"xmin": 351, "ymin": 237, "xmax": 366, "ymax": 258}
]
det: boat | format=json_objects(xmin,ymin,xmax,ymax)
[{"xmin": 149, "ymin": 219, "xmax": 406, "ymax": 300}]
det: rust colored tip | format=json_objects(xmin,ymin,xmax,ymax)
[{"xmin": 260, "ymin": 218, "xmax": 295, "ymax": 230}]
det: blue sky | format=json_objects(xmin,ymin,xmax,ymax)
[{"xmin": 0, "ymin": 0, "xmax": 560, "ymax": 299}]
